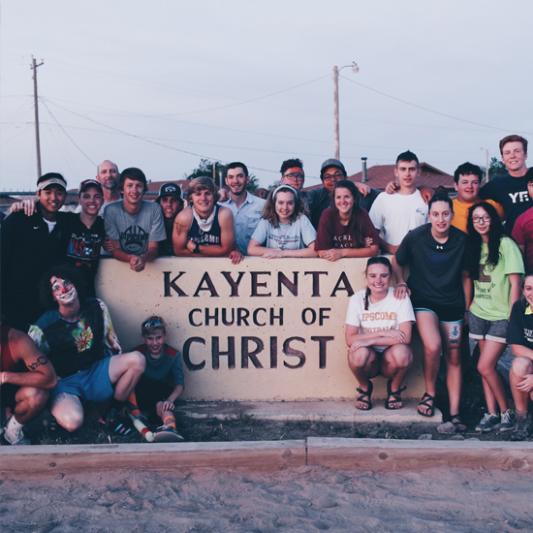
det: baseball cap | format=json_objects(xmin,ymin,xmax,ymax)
[
  {"xmin": 36, "ymin": 173, "xmax": 67, "ymax": 192},
  {"xmin": 320, "ymin": 159, "xmax": 346, "ymax": 179},
  {"xmin": 79, "ymin": 179, "xmax": 103, "ymax": 194},
  {"xmin": 156, "ymin": 182, "xmax": 181, "ymax": 202}
]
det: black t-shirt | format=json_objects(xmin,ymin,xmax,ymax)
[
  {"xmin": 65, "ymin": 214, "xmax": 105, "ymax": 295},
  {"xmin": 396, "ymin": 223, "xmax": 467, "ymax": 308},
  {"xmin": 507, "ymin": 299, "xmax": 533, "ymax": 349},
  {"xmin": 480, "ymin": 169, "xmax": 533, "ymax": 232}
]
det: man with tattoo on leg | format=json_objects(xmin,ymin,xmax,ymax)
[{"xmin": 1, "ymin": 324, "xmax": 57, "ymax": 444}]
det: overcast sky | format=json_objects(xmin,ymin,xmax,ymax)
[{"xmin": 1, "ymin": 0, "xmax": 532, "ymax": 191}]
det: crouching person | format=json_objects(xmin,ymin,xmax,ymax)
[
  {"xmin": 345, "ymin": 256, "xmax": 414, "ymax": 410},
  {"xmin": 508, "ymin": 272, "xmax": 533, "ymax": 440},
  {"xmin": 1, "ymin": 325, "xmax": 57, "ymax": 444},
  {"xmin": 28, "ymin": 265, "xmax": 145, "ymax": 433},
  {"xmin": 129, "ymin": 316, "xmax": 184, "ymax": 440}
]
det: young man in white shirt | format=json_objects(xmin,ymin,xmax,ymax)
[{"xmin": 369, "ymin": 151, "xmax": 428, "ymax": 254}]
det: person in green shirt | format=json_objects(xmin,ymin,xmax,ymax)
[{"xmin": 464, "ymin": 202, "xmax": 524, "ymax": 433}]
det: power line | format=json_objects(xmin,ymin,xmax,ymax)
[
  {"xmin": 158, "ymin": 74, "xmax": 329, "ymax": 117},
  {"xmin": 41, "ymin": 99, "xmax": 96, "ymax": 166},
  {"xmin": 340, "ymin": 74, "xmax": 533, "ymax": 135},
  {"xmin": 42, "ymin": 98, "xmax": 280, "ymax": 175}
]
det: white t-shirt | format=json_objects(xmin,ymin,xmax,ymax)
[
  {"xmin": 369, "ymin": 190, "xmax": 428, "ymax": 246},
  {"xmin": 345, "ymin": 288, "xmax": 415, "ymax": 351},
  {"xmin": 251, "ymin": 215, "xmax": 316, "ymax": 250}
]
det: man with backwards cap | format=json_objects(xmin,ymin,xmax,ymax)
[
  {"xmin": 308, "ymin": 159, "xmax": 377, "ymax": 229},
  {"xmin": 155, "ymin": 182, "xmax": 184, "ymax": 257},
  {"xmin": 1, "ymin": 173, "xmax": 72, "ymax": 330}
]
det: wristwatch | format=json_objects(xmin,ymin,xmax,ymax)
[{"xmin": 193, "ymin": 241, "xmax": 200, "ymax": 254}]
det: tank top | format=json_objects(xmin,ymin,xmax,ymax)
[{"xmin": 188, "ymin": 205, "xmax": 222, "ymax": 246}]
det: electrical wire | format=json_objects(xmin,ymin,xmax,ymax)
[
  {"xmin": 41, "ymin": 99, "xmax": 96, "ymax": 166},
  {"xmin": 340, "ymin": 74, "xmax": 533, "ymax": 135}
]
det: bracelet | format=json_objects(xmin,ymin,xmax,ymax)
[{"xmin": 397, "ymin": 282, "xmax": 407, "ymax": 287}]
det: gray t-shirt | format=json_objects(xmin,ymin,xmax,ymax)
[
  {"xmin": 251, "ymin": 215, "xmax": 316, "ymax": 250},
  {"xmin": 104, "ymin": 200, "xmax": 166, "ymax": 255}
]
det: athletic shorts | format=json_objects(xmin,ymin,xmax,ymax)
[
  {"xmin": 135, "ymin": 376, "xmax": 173, "ymax": 413},
  {"xmin": 468, "ymin": 312, "xmax": 508, "ymax": 344},
  {"xmin": 52, "ymin": 357, "xmax": 113, "ymax": 403},
  {"xmin": 413, "ymin": 301, "xmax": 464, "ymax": 323}
]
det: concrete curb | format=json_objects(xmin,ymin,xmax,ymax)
[
  {"xmin": 2, "ymin": 438, "xmax": 532, "ymax": 477},
  {"xmin": 0, "ymin": 440, "xmax": 305, "ymax": 477},
  {"xmin": 306, "ymin": 437, "xmax": 533, "ymax": 472}
]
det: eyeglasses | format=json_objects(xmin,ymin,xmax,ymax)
[
  {"xmin": 283, "ymin": 172, "xmax": 304, "ymax": 180},
  {"xmin": 472, "ymin": 216, "xmax": 491, "ymax": 223},
  {"xmin": 322, "ymin": 172, "xmax": 343, "ymax": 181}
]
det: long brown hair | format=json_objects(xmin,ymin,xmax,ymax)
[{"xmin": 262, "ymin": 185, "xmax": 305, "ymax": 228}]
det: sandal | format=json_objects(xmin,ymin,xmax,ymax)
[
  {"xmin": 450, "ymin": 415, "xmax": 466, "ymax": 433},
  {"xmin": 355, "ymin": 381, "xmax": 373, "ymax": 411},
  {"xmin": 417, "ymin": 392, "xmax": 435, "ymax": 417},
  {"xmin": 385, "ymin": 380, "xmax": 406, "ymax": 410}
]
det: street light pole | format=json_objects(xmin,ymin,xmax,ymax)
[
  {"xmin": 333, "ymin": 65, "xmax": 340, "ymax": 160},
  {"xmin": 332, "ymin": 61, "xmax": 359, "ymax": 160}
]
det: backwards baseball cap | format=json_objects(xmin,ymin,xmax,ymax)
[
  {"xmin": 79, "ymin": 178, "xmax": 103, "ymax": 194},
  {"xmin": 36, "ymin": 172, "xmax": 67, "ymax": 192},
  {"xmin": 156, "ymin": 182, "xmax": 181, "ymax": 202},
  {"xmin": 320, "ymin": 158, "xmax": 346, "ymax": 179}
]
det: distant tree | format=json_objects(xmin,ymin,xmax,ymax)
[
  {"xmin": 185, "ymin": 159, "xmax": 258, "ymax": 191},
  {"xmin": 488, "ymin": 156, "xmax": 507, "ymax": 179}
]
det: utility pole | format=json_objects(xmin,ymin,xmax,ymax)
[
  {"xmin": 31, "ymin": 56, "xmax": 44, "ymax": 177},
  {"xmin": 333, "ymin": 65, "xmax": 340, "ymax": 160},
  {"xmin": 332, "ymin": 61, "xmax": 359, "ymax": 161}
]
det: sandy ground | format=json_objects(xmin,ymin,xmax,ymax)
[{"xmin": 2, "ymin": 465, "xmax": 532, "ymax": 532}]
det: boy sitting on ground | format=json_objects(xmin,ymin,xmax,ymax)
[{"xmin": 129, "ymin": 316, "xmax": 184, "ymax": 439}]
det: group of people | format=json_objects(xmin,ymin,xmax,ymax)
[{"xmin": 1, "ymin": 134, "xmax": 533, "ymax": 444}]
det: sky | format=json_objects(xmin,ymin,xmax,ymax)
[{"xmin": 1, "ymin": 0, "xmax": 532, "ymax": 191}]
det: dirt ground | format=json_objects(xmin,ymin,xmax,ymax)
[{"xmin": 2, "ymin": 465, "xmax": 532, "ymax": 532}]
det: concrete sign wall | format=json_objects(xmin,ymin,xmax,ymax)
[{"xmin": 96, "ymin": 257, "xmax": 424, "ymax": 401}]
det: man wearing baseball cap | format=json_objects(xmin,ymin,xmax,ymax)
[
  {"xmin": 155, "ymin": 182, "xmax": 184, "ymax": 256},
  {"xmin": 1, "ymin": 173, "xmax": 72, "ymax": 329},
  {"xmin": 308, "ymin": 159, "xmax": 377, "ymax": 228}
]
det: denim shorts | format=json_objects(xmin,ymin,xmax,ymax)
[
  {"xmin": 52, "ymin": 357, "xmax": 114, "ymax": 403},
  {"xmin": 468, "ymin": 312, "xmax": 508, "ymax": 344}
]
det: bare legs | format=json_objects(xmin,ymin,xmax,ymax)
[
  {"xmin": 347, "ymin": 344, "xmax": 412, "ymax": 410},
  {"xmin": 415, "ymin": 311, "xmax": 462, "ymax": 416},
  {"xmin": 476, "ymin": 339, "xmax": 508, "ymax": 414}
]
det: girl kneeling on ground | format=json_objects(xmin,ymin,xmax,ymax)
[
  {"xmin": 345, "ymin": 256, "xmax": 415, "ymax": 410},
  {"xmin": 248, "ymin": 185, "xmax": 317, "ymax": 258},
  {"xmin": 465, "ymin": 202, "xmax": 523, "ymax": 433}
]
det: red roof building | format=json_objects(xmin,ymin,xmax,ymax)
[{"xmin": 304, "ymin": 162, "xmax": 454, "ymax": 192}]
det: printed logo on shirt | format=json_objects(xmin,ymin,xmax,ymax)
[
  {"xmin": 120, "ymin": 225, "xmax": 149, "ymax": 254},
  {"xmin": 509, "ymin": 191, "xmax": 530, "ymax": 204},
  {"xmin": 361, "ymin": 311, "xmax": 397, "ymax": 322},
  {"xmin": 67, "ymin": 232, "xmax": 102, "ymax": 262},
  {"xmin": 72, "ymin": 321, "xmax": 94, "ymax": 352},
  {"xmin": 523, "ymin": 328, "xmax": 533, "ymax": 343}
]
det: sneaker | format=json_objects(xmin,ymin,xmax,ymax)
[
  {"xmin": 3, "ymin": 416, "xmax": 28, "ymax": 445},
  {"xmin": 156, "ymin": 425, "xmax": 185, "ymax": 441},
  {"xmin": 475, "ymin": 413, "xmax": 500, "ymax": 433},
  {"xmin": 511, "ymin": 415, "xmax": 531, "ymax": 441},
  {"xmin": 499, "ymin": 409, "xmax": 516, "ymax": 433}
]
